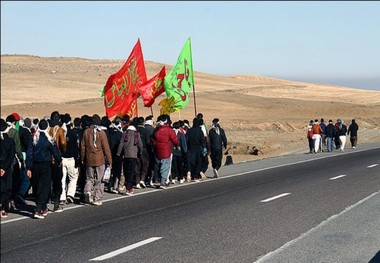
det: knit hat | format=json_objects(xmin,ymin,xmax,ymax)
[
  {"xmin": 212, "ymin": 118, "xmax": 219, "ymax": 124},
  {"xmin": 12, "ymin": 113, "xmax": 21, "ymax": 121}
]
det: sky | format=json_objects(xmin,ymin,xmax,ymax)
[{"xmin": 1, "ymin": 1, "xmax": 380, "ymax": 90}]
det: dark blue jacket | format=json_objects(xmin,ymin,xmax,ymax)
[
  {"xmin": 173, "ymin": 131, "xmax": 187, "ymax": 157},
  {"xmin": 325, "ymin": 123, "xmax": 336, "ymax": 138},
  {"xmin": 26, "ymin": 133, "xmax": 62, "ymax": 170}
]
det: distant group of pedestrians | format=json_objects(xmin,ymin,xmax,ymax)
[
  {"xmin": 306, "ymin": 118, "xmax": 359, "ymax": 154},
  {"xmin": 0, "ymin": 111, "xmax": 228, "ymax": 219}
]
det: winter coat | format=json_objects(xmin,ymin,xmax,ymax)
[
  {"xmin": 25, "ymin": 133, "xmax": 62, "ymax": 170},
  {"xmin": 348, "ymin": 123, "xmax": 359, "ymax": 137},
  {"xmin": 172, "ymin": 130, "xmax": 187, "ymax": 157},
  {"xmin": 151, "ymin": 124, "xmax": 179, "ymax": 159},
  {"xmin": 117, "ymin": 126, "xmax": 143, "ymax": 159},
  {"xmin": 62, "ymin": 126, "xmax": 80, "ymax": 160},
  {"xmin": 108, "ymin": 128, "xmax": 123, "ymax": 156},
  {"xmin": 209, "ymin": 126, "xmax": 228, "ymax": 152},
  {"xmin": 0, "ymin": 134, "xmax": 16, "ymax": 171},
  {"xmin": 186, "ymin": 126, "xmax": 206, "ymax": 153},
  {"xmin": 81, "ymin": 125, "xmax": 112, "ymax": 167},
  {"xmin": 137, "ymin": 125, "xmax": 150, "ymax": 149},
  {"xmin": 337, "ymin": 124, "xmax": 348, "ymax": 136},
  {"xmin": 325, "ymin": 123, "xmax": 336, "ymax": 138},
  {"xmin": 49, "ymin": 125, "xmax": 67, "ymax": 154},
  {"xmin": 19, "ymin": 126, "xmax": 32, "ymax": 153},
  {"xmin": 312, "ymin": 124, "xmax": 323, "ymax": 135},
  {"xmin": 8, "ymin": 127, "xmax": 23, "ymax": 161},
  {"xmin": 144, "ymin": 124, "xmax": 154, "ymax": 153}
]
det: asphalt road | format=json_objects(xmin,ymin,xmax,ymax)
[{"xmin": 1, "ymin": 143, "xmax": 380, "ymax": 263}]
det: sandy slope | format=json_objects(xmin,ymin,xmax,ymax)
[{"xmin": 1, "ymin": 55, "xmax": 379, "ymax": 163}]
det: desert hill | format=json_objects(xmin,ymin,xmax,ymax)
[{"xmin": 1, "ymin": 54, "xmax": 379, "ymax": 163}]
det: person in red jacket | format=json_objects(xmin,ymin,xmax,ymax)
[{"xmin": 151, "ymin": 115, "xmax": 179, "ymax": 189}]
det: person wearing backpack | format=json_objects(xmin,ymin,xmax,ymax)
[
  {"xmin": 116, "ymin": 120, "xmax": 143, "ymax": 195},
  {"xmin": 306, "ymin": 120, "xmax": 314, "ymax": 154}
]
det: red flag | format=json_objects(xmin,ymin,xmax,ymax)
[
  {"xmin": 139, "ymin": 66, "xmax": 166, "ymax": 107},
  {"xmin": 103, "ymin": 39, "xmax": 147, "ymax": 119}
]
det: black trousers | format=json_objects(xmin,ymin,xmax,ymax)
[
  {"xmin": 32, "ymin": 162, "xmax": 52, "ymax": 213},
  {"xmin": 123, "ymin": 158, "xmax": 137, "ymax": 190},
  {"xmin": 187, "ymin": 150, "xmax": 202, "ymax": 180},
  {"xmin": 0, "ymin": 168, "xmax": 13, "ymax": 211},
  {"xmin": 210, "ymin": 148, "xmax": 223, "ymax": 171},
  {"xmin": 171, "ymin": 155, "xmax": 184, "ymax": 180},
  {"xmin": 201, "ymin": 154, "xmax": 209, "ymax": 173},
  {"xmin": 51, "ymin": 162, "xmax": 63, "ymax": 207},
  {"xmin": 135, "ymin": 148, "xmax": 149, "ymax": 184},
  {"xmin": 109, "ymin": 155, "xmax": 122, "ymax": 189}
]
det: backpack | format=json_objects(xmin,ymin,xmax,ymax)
[
  {"xmin": 124, "ymin": 130, "xmax": 139, "ymax": 145},
  {"xmin": 307, "ymin": 129, "xmax": 313, "ymax": 139}
]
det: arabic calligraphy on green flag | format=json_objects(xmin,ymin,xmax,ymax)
[{"xmin": 161, "ymin": 37, "xmax": 194, "ymax": 114}]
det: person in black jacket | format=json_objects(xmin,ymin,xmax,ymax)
[
  {"xmin": 135, "ymin": 117, "xmax": 150, "ymax": 188},
  {"xmin": 325, "ymin": 120, "xmax": 336, "ymax": 152},
  {"xmin": 208, "ymin": 118, "xmax": 228, "ymax": 178},
  {"xmin": 26, "ymin": 119, "xmax": 62, "ymax": 219},
  {"xmin": 144, "ymin": 115, "xmax": 155, "ymax": 187},
  {"xmin": 107, "ymin": 120, "xmax": 123, "ymax": 193},
  {"xmin": 186, "ymin": 118, "xmax": 206, "ymax": 181},
  {"xmin": 347, "ymin": 119, "xmax": 359, "ymax": 149},
  {"xmin": 0, "ymin": 119, "xmax": 16, "ymax": 218},
  {"xmin": 18, "ymin": 117, "xmax": 33, "ymax": 202}
]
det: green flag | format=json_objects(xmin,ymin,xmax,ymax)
[{"xmin": 163, "ymin": 38, "xmax": 194, "ymax": 113}]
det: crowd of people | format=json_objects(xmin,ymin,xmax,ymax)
[
  {"xmin": 306, "ymin": 118, "xmax": 359, "ymax": 154},
  {"xmin": 0, "ymin": 111, "xmax": 228, "ymax": 219}
]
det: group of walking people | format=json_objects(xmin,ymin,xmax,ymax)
[
  {"xmin": 0, "ymin": 111, "xmax": 228, "ymax": 219},
  {"xmin": 307, "ymin": 118, "xmax": 359, "ymax": 154}
]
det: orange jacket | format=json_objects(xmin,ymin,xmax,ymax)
[
  {"xmin": 312, "ymin": 124, "xmax": 323, "ymax": 135},
  {"xmin": 49, "ymin": 126, "xmax": 67, "ymax": 154}
]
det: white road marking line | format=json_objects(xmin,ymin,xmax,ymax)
[
  {"xmin": 254, "ymin": 191, "xmax": 380, "ymax": 263},
  {"xmin": 260, "ymin": 193, "xmax": 291, "ymax": 203},
  {"xmin": 2, "ymin": 146, "xmax": 379, "ymax": 225},
  {"xmin": 329, "ymin": 174, "xmax": 347, "ymax": 180},
  {"xmin": 89, "ymin": 237, "xmax": 162, "ymax": 261},
  {"xmin": 367, "ymin": 164, "xmax": 379, "ymax": 168}
]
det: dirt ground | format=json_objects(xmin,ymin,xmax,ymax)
[{"xmin": 2, "ymin": 54, "xmax": 380, "ymax": 164}]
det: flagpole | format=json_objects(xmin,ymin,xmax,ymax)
[
  {"xmin": 188, "ymin": 37, "xmax": 197, "ymax": 117},
  {"xmin": 192, "ymin": 83, "xmax": 197, "ymax": 116},
  {"xmin": 150, "ymin": 106, "xmax": 154, "ymax": 117}
]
